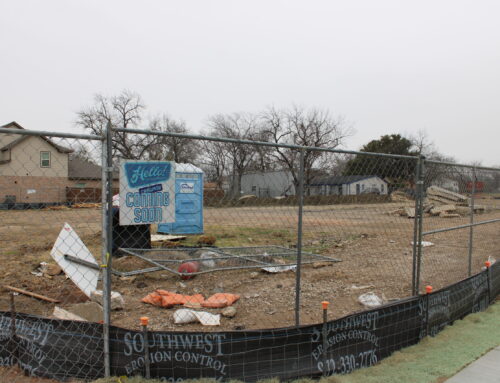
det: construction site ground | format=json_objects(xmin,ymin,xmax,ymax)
[{"xmin": 1, "ymin": 197, "xmax": 500, "ymax": 332}]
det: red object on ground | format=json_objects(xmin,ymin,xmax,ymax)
[{"xmin": 178, "ymin": 261, "xmax": 200, "ymax": 279}]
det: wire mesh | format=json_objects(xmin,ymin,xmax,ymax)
[
  {"xmin": 1, "ymin": 126, "xmax": 499, "ymax": 382},
  {"xmin": 0, "ymin": 127, "xmax": 105, "ymax": 381},
  {"xmin": 419, "ymin": 163, "xmax": 500, "ymax": 291}
]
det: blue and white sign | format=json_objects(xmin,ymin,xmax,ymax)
[{"xmin": 119, "ymin": 160, "xmax": 176, "ymax": 225}]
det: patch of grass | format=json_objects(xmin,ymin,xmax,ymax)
[{"xmin": 93, "ymin": 302, "xmax": 500, "ymax": 383}]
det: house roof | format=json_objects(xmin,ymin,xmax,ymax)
[
  {"xmin": 69, "ymin": 157, "xmax": 119, "ymax": 180},
  {"xmin": 308, "ymin": 175, "xmax": 386, "ymax": 186},
  {"xmin": 0, "ymin": 121, "xmax": 73, "ymax": 153}
]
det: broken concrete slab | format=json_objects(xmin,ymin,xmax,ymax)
[
  {"xmin": 68, "ymin": 302, "xmax": 103, "ymax": 322},
  {"xmin": 53, "ymin": 306, "xmax": 86, "ymax": 321},
  {"xmin": 439, "ymin": 212, "xmax": 461, "ymax": 218},
  {"xmin": 405, "ymin": 207, "xmax": 415, "ymax": 218},
  {"xmin": 427, "ymin": 186, "xmax": 467, "ymax": 202},
  {"xmin": 430, "ymin": 204, "xmax": 457, "ymax": 215},
  {"xmin": 151, "ymin": 234, "xmax": 187, "ymax": 243},
  {"xmin": 455, "ymin": 206, "xmax": 472, "ymax": 216},
  {"xmin": 90, "ymin": 290, "xmax": 125, "ymax": 310}
]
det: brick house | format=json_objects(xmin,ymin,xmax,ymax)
[
  {"xmin": 0, "ymin": 121, "xmax": 117, "ymax": 205},
  {"xmin": 0, "ymin": 121, "xmax": 74, "ymax": 204}
]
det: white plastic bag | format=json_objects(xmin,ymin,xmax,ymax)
[
  {"xmin": 358, "ymin": 292, "xmax": 384, "ymax": 308},
  {"xmin": 173, "ymin": 309, "xmax": 220, "ymax": 326}
]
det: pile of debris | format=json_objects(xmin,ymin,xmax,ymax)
[
  {"xmin": 426, "ymin": 186, "xmax": 487, "ymax": 217},
  {"xmin": 390, "ymin": 186, "xmax": 487, "ymax": 218},
  {"xmin": 390, "ymin": 190, "xmax": 413, "ymax": 203}
]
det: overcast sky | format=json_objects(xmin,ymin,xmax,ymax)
[{"xmin": 1, "ymin": 1, "xmax": 499, "ymax": 165}]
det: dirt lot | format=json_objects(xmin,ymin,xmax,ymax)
[{"xmin": 1, "ymin": 198, "xmax": 499, "ymax": 333}]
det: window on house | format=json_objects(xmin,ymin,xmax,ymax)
[
  {"xmin": 251, "ymin": 186, "xmax": 256, "ymax": 192},
  {"xmin": 40, "ymin": 151, "xmax": 51, "ymax": 168},
  {"xmin": 361, "ymin": 184, "xmax": 365, "ymax": 190},
  {"xmin": 381, "ymin": 184, "xmax": 385, "ymax": 192}
]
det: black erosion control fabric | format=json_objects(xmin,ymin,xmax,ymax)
[{"xmin": 0, "ymin": 266, "xmax": 498, "ymax": 382}]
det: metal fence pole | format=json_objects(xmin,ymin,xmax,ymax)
[
  {"xmin": 294, "ymin": 149, "xmax": 305, "ymax": 326},
  {"xmin": 467, "ymin": 166, "xmax": 477, "ymax": 276},
  {"xmin": 414, "ymin": 156, "xmax": 426, "ymax": 294},
  {"xmin": 411, "ymin": 158, "xmax": 422, "ymax": 296},
  {"xmin": 100, "ymin": 122, "xmax": 113, "ymax": 376}
]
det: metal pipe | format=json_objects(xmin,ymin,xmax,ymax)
[
  {"xmin": 295, "ymin": 149, "xmax": 305, "ymax": 326},
  {"xmin": 467, "ymin": 167, "xmax": 476, "ymax": 276},
  {"xmin": 118, "ymin": 247, "xmax": 339, "ymax": 277},
  {"xmin": 415, "ymin": 156, "xmax": 425, "ymax": 294},
  {"xmin": 141, "ymin": 317, "xmax": 151, "ymax": 379},
  {"xmin": 0, "ymin": 127, "xmax": 102, "ymax": 140},
  {"xmin": 100, "ymin": 123, "xmax": 111, "ymax": 377},
  {"xmin": 10, "ymin": 292, "xmax": 17, "ymax": 365},
  {"xmin": 63, "ymin": 254, "xmax": 127, "ymax": 276},
  {"xmin": 112, "ymin": 127, "xmax": 417, "ymax": 159},
  {"xmin": 10, "ymin": 293, "xmax": 16, "ymax": 337},
  {"xmin": 321, "ymin": 301, "xmax": 329, "ymax": 376},
  {"xmin": 411, "ymin": 158, "xmax": 422, "ymax": 295},
  {"xmin": 422, "ymin": 218, "xmax": 500, "ymax": 236},
  {"xmin": 425, "ymin": 159, "xmax": 500, "ymax": 172}
]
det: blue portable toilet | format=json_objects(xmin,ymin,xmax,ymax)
[{"xmin": 157, "ymin": 163, "xmax": 204, "ymax": 235}]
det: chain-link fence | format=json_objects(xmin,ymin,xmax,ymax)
[
  {"xmin": 0, "ymin": 124, "xmax": 499, "ymax": 382},
  {"xmin": 0, "ymin": 125, "xmax": 106, "ymax": 381}
]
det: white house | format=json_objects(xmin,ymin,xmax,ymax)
[
  {"xmin": 240, "ymin": 170, "xmax": 388, "ymax": 197},
  {"xmin": 307, "ymin": 175, "xmax": 388, "ymax": 196}
]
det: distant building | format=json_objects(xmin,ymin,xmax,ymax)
[
  {"xmin": 308, "ymin": 175, "xmax": 388, "ymax": 196},
  {"xmin": 240, "ymin": 170, "xmax": 296, "ymax": 198},
  {"xmin": 0, "ymin": 121, "xmax": 73, "ymax": 204},
  {"xmin": 0, "ymin": 121, "xmax": 118, "ymax": 206},
  {"xmin": 241, "ymin": 170, "xmax": 388, "ymax": 197}
]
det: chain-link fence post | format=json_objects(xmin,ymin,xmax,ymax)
[
  {"xmin": 411, "ymin": 157, "xmax": 421, "ymax": 295},
  {"xmin": 100, "ymin": 121, "xmax": 113, "ymax": 376},
  {"xmin": 294, "ymin": 148, "xmax": 305, "ymax": 326},
  {"xmin": 467, "ymin": 166, "xmax": 477, "ymax": 276},
  {"xmin": 414, "ymin": 156, "xmax": 426, "ymax": 294}
]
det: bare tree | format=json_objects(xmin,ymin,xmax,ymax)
[
  {"xmin": 205, "ymin": 113, "xmax": 260, "ymax": 198},
  {"xmin": 76, "ymin": 90, "xmax": 155, "ymax": 160},
  {"xmin": 198, "ymin": 139, "xmax": 228, "ymax": 189},
  {"xmin": 76, "ymin": 91, "xmax": 197, "ymax": 165},
  {"xmin": 407, "ymin": 130, "xmax": 460, "ymax": 188},
  {"xmin": 261, "ymin": 106, "xmax": 352, "ymax": 192},
  {"xmin": 69, "ymin": 142, "xmax": 98, "ymax": 164},
  {"xmin": 147, "ymin": 115, "xmax": 199, "ymax": 163}
]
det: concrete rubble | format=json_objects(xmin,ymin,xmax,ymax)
[
  {"xmin": 90, "ymin": 290, "xmax": 125, "ymax": 310},
  {"xmin": 53, "ymin": 306, "xmax": 86, "ymax": 321},
  {"xmin": 67, "ymin": 302, "xmax": 104, "ymax": 323},
  {"xmin": 390, "ymin": 186, "xmax": 488, "ymax": 218}
]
